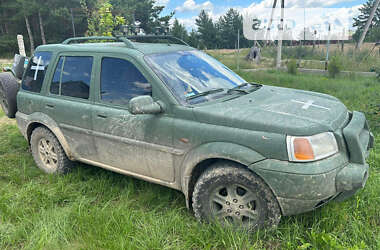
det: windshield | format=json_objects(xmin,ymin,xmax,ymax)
[{"xmin": 145, "ymin": 50, "xmax": 246, "ymax": 104}]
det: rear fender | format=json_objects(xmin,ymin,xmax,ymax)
[{"xmin": 21, "ymin": 112, "xmax": 74, "ymax": 160}]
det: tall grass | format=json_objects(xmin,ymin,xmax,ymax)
[
  {"xmin": 0, "ymin": 72, "xmax": 380, "ymax": 249},
  {"xmin": 207, "ymin": 43, "xmax": 380, "ymax": 72}
]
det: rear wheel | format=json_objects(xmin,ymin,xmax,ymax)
[
  {"xmin": 192, "ymin": 162, "xmax": 281, "ymax": 230},
  {"xmin": 30, "ymin": 127, "xmax": 73, "ymax": 174},
  {"xmin": 0, "ymin": 72, "xmax": 19, "ymax": 118}
]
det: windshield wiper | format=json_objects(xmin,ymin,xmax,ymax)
[
  {"xmin": 186, "ymin": 88, "xmax": 225, "ymax": 101},
  {"xmin": 227, "ymin": 82, "xmax": 262, "ymax": 94}
]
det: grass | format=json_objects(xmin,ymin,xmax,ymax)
[
  {"xmin": 1, "ymin": 71, "xmax": 380, "ymax": 249},
  {"xmin": 207, "ymin": 42, "xmax": 380, "ymax": 72}
]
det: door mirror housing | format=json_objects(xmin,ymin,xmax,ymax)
[{"xmin": 129, "ymin": 96, "xmax": 162, "ymax": 115}]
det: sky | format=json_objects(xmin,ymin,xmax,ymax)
[{"xmin": 155, "ymin": 0, "xmax": 368, "ymax": 31}]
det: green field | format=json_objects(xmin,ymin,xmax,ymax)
[
  {"xmin": 0, "ymin": 71, "xmax": 380, "ymax": 249},
  {"xmin": 207, "ymin": 43, "xmax": 380, "ymax": 73}
]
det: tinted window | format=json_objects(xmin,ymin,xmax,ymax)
[
  {"xmin": 50, "ymin": 56, "xmax": 93, "ymax": 99},
  {"xmin": 22, "ymin": 51, "xmax": 52, "ymax": 93},
  {"xmin": 101, "ymin": 57, "xmax": 150, "ymax": 106},
  {"xmin": 50, "ymin": 57, "xmax": 63, "ymax": 95}
]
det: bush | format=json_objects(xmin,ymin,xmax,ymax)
[
  {"xmin": 328, "ymin": 56, "xmax": 342, "ymax": 78},
  {"xmin": 287, "ymin": 59, "xmax": 298, "ymax": 75},
  {"xmin": 375, "ymin": 68, "xmax": 380, "ymax": 81}
]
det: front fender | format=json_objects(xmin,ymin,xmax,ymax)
[
  {"xmin": 180, "ymin": 142, "xmax": 266, "ymax": 202},
  {"xmin": 16, "ymin": 111, "xmax": 74, "ymax": 159}
]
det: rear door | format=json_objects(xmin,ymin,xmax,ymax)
[{"xmin": 42, "ymin": 53, "xmax": 97, "ymax": 160}]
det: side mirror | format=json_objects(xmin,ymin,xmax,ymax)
[{"xmin": 129, "ymin": 96, "xmax": 162, "ymax": 115}]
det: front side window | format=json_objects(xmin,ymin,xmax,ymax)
[
  {"xmin": 100, "ymin": 57, "xmax": 151, "ymax": 106},
  {"xmin": 145, "ymin": 50, "xmax": 246, "ymax": 104},
  {"xmin": 50, "ymin": 56, "xmax": 93, "ymax": 99},
  {"xmin": 22, "ymin": 51, "xmax": 52, "ymax": 93}
]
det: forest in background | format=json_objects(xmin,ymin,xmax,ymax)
[{"xmin": 0, "ymin": 0, "xmax": 379, "ymax": 57}]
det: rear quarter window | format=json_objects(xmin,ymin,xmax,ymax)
[{"xmin": 22, "ymin": 51, "xmax": 52, "ymax": 93}]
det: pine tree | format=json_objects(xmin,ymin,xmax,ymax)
[
  {"xmin": 188, "ymin": 29, "xmax": 199, "ymax": 48},
  {"xmin": 353, "ymin": 0, "xmax": 380, "ymax": 42},
  {"xmin": 217, "ymin": 8, "xmax": 248, "ymax": 49},
  {"xmin": 171, "ymin": 19, "xmax": 188, "ymax": 41},
  {"xmin": 110, "ymin": 0, "xmax": 174, "ymax": 35},
  {"xmin": 195, "ymin": 10, "xmax": 218, "ymax": 49}
]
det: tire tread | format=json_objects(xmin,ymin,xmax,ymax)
[
  {"xmin": 0, "ymin": 72, "xmax": 19, "ymax": 118},
  {"xmin": 30, "ymin": 127, "xmax": 73, "ymax": 174},
  {"xmin": 192, "ymin": 161, "xmax": 281, "ymax": 229}
]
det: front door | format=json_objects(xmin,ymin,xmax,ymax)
[{"xmin": 91, "ymin": 56, "xmax": 175, "ymax": 182}]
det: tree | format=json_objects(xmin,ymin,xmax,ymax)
[
  {"xmin": 0, "ymin": 0, "xmax": 173, "ymax": 56},
  {"xmin": 14, "ymin": 0, "xmax": 36, "ymax": 54},
  {"xmin": 87, "ymin": 1, "xmax": 125, "ymax": 36},
  {"xmin": 195, "ymin": 10, "xmax": 218, "ymax": 49},
  {"xmin": 188, "ymin": 29, "xmax": 199, "ymax": 48},
  {"xmin": 37, "ymin": 6, "xmax": 46, "ymax": 44},
  {"xmin": 217, "ymin": 8, "xmax": 249, "ymax": 49},
  {"xmin": 109, "ymin": 0, "xmax": 174, "ymax": 35},
  {"xmin": 171, "ymin": 19, "xmax": 188, "ymax": 41},
  {"xmin": 353, "ymin": 0, "xmax": 380, "ymax": 44}
]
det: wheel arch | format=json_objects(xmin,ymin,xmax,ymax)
[
  {"xmin": 24, "ymin": 113, "xmax": 74, "ymax": 160},
  {"xmin": 180, "ymin": 142, "xmax": 266, "ymax": 209}
]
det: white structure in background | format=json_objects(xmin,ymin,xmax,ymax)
[
  {"xmin": 17, "ymin": 35, "xmax": 26, "ymax": 57},
  {"xmin": 242, "ymin": 8, "xmax": 354, "ymax": 41}
]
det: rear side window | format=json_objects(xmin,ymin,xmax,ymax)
[
  {"xmin": 50, "ymin": 56, "xmax": 93, "ymax": 99},
  {"xmin": 22, "ymin": 52, "xmax": 52, "ymax": 93},
  {"xmin": 100, "ymin": 57, "xmax": 150, "ymax": 106}
]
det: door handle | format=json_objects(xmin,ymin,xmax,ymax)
[
  {"xmin": 97, "ymin": 114, "xmax": 108, "ymax": 119},
  {"xmin": 45, "ymin": 104, "xmax": 55, "ymax": 109}
]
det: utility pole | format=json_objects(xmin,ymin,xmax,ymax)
[
  {"xmin": 325, "ymin": 23, "xmax": 331, "ymax": 70},
  {"xmin": 265, "ymin": 0, "xmax": 278, "ymax": 45},
  {"xmin": 357, "ymin": 0, "xmax": 380, "ymax": 50},
  {"xmin": 341, "ymin": 28, "xmax": 345, "ymax": 52},
  {"xmin": 70, "ymin": 8, "xmax": 76, "ymax": 37},
  {"xmin": 276, "ymin": 0, "xmax": 284, "ymax": 69},
  {"xmin": 237, "ymin": 29, "xmax": 240, "ymax": 71}
]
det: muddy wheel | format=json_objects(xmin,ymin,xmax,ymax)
[
  {"xmin": 0, "ymin": 72, "xmax": 19, "ymax": 118},
  {"xmin": 30, "ymin": 127, "xmax": 73, "ymax": 174},
  {"xmin": 192, "ymin": 162, "xmax": 281, "ymax": 230}
]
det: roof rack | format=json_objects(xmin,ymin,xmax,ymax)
[
  {"xmin": 125, "ymin": 35, "xmax": 190, "ymax": 47},
  {"xmin": 62, "ymin": 36, "xmax": 136, "ymax": 49},
  {"xmin": 61, "ymin": 35, "xmax": 189, "ymax": 49}
]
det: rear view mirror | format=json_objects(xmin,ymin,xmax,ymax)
[{"xmin": 129, "ymin": 95, "xmax": 162, "ymax": 115}]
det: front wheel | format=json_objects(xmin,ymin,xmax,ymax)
[{"xmin": 192, "ymin": 162, "xmax": 281, "ymax": 230}]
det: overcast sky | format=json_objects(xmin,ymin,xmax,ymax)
[{"xmin": 156, "ymin": 0, "xmax": 367, "ymax": 30}]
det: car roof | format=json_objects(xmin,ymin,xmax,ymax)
[{"xmin": 36, "ymin": 42, "xmax": 195, "ymax": 56}]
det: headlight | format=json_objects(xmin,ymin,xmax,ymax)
[{"xmin": 287, "ymin": 132, "xmax": 338, "ymax": 162}]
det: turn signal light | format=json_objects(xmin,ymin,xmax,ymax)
[{"xmin": 293, "ymin": 138, "xmax": 314, "ymax": 160}]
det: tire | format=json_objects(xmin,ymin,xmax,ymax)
[
  {"xmin": 192, "ymin": 162, "xmax": 281, "ymax": 230},
  {"xmin": 0, "ymin": 72, "xmax": 19, "ymax": 118},
  {"xmin": 30, "ymin": 127, "xmax": 73, "ymax": 174}
]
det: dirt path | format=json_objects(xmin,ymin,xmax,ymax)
[
  {"xmin": 0, "ymin": 59, "xmax": 12, "ymax": 64},
  {"xmin": 0, "ymin": 116, "xmax": 16, "ymax": 126}
]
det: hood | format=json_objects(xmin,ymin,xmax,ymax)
[{"xmin": 192, "ymin": 85, "xmax": 349, "ymax": 136}]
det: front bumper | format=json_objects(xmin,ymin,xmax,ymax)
[
  {"xmin": 250, "ymin": 156, "xmax": 369, "ymax": 216},
  {"xmin": 249, "ymin": 111, "xmax": 373, "ymax": 216}
]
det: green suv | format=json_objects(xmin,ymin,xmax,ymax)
[{"xmin": 0, "ymin": 36, "xmax": 373, "ymax": 230}]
